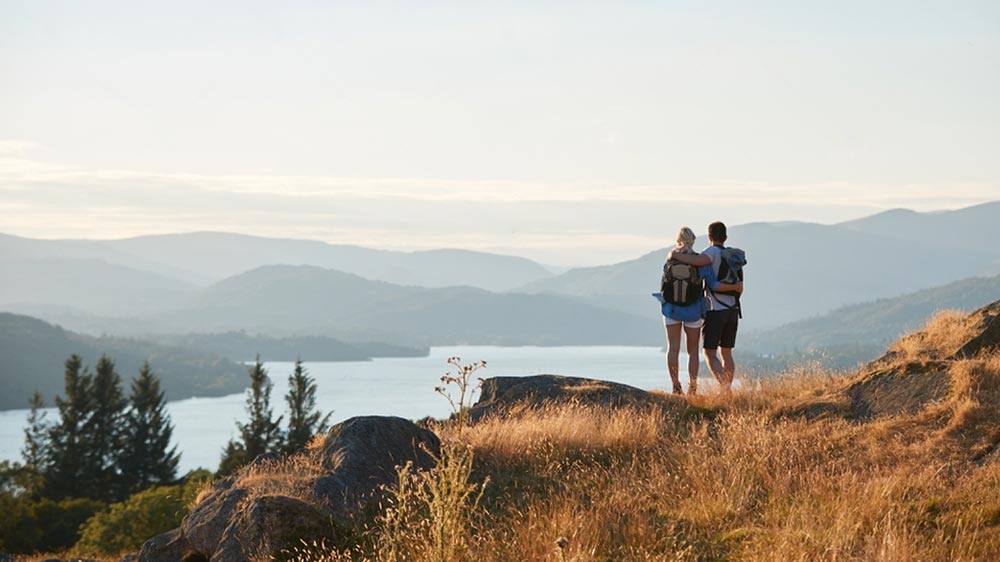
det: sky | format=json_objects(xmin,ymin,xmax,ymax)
[{"xmin": 1, "ymin": 0, "xmax": 998, "ymax": 266}]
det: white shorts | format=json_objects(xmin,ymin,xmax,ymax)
[{"xmin": 664, "ymin": 316, "xmax": 704, "ymax": 329}]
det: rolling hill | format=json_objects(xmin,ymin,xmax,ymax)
[
  {"xmin": 743, "ymin": 274, "xmax": 1000, "ymax": 354},
  {"xmin": 0, "ymin": 312, "xmax": 247, "ymax": 411},
  {"xmin": 139, "ymin": 265, "xmax": 662, "ymax": 346},
  {"xmin": 157, "ymin": 331, "xmax": 428, "ymax": 362}
]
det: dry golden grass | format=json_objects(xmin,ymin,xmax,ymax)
[
  {"xmin": 889, "ymin": 309, "xmax": 979, "ymax": 363},
  {"xmin": 15, "ymin": 554, "xmax": 120, "ymax": 562},
  {"xmin": 285, "ymin": 348, "xmax": 1000, "ymax": 562},
  {"xmin": 446, "ymin": 402, "xmax": 671, "ymax": 469},
  {"xmin": 234, "ymin": 453, "xmax": 329, "ymax": 506}
]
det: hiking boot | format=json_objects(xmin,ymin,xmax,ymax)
[
  {"xmin": 687, "ymin": 383, "xmax": 698, "ymax": 396},
  {"xmin": 672, "ymin": 383, "xmax": 683, "ymax": 395}
]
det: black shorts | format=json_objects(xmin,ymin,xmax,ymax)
[{"xmin": 703, "ymin": 309, "xmax": 739, "ymax": 349}]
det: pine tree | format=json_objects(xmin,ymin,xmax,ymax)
[
  {"xmin": 84, "ymin": 355, "xmax": 128, "ymax": 500},
  {"xmin": 120, "ymin": 362, "xmax": 179, "ymax": 494},
  {"xmin": 223, "ymin": 357, "xmax": 283, "ymax": 473},
  {"xmin": 22, "ymin": 390, "xmax": 51, "ymax": 473},
  {"xmin": 45, "ymin": 355, "xmax": 94, "ymax": 499},
  {"xmin": 283, "ymin": 359, "xmax": 331, "ymax": 454},
  {"xmin": 217, "ymin": 439, "xmax": 247, "ymax": 477}
]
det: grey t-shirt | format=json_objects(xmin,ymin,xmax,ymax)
[{"xmin": 703, "ymin": 245, "xmax": 737, "ymax": 311}]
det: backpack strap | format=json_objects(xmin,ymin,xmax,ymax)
[{"xmin": 707, "ymin": 285, "xmax": 742, "ymax": 318}]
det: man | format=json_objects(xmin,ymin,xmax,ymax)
[{"xmin": 668, "ymin": 221, "xmax": 742, "ymax": 391}]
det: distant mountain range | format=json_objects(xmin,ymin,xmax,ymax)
[
  {"xmin": 0, "ymin": 231, "xmax": 556, "ymax": 293},
  {"xmin": 520, "ymin": 202, "xmax": 1000, "ymax": 329},
  {"xmin": 2, "ymin": 202, "xmax": 998, "ymax": 348}
]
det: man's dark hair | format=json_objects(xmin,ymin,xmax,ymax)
[{"xmin": 708, "ymin": 221, "xmax": 727, "ymax": 244}]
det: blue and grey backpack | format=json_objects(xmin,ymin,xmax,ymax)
[{"xmin": 712, "ymin": 247, "xmax": 747, "ymax": 315}]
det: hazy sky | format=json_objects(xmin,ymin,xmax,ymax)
[{"xmin": 2, "ymin": 1, "xmax": 998, "ymax": 265}]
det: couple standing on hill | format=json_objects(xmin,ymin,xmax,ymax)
[{"xmin": 658, "ymin": 221, "xmax": 743, "ymax": 395}]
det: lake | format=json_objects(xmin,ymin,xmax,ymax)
[{"xmin": 0, "ymin": 345, "xmax": 710, "ymax": 473}]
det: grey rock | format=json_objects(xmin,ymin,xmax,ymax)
[
  {"xmin": 180, "ymin": 483, "xmax": 247, "ymax": 557},
  {"xmin": 139, "ymin": 416, "xmax": 439, "ymax": 562},
  {"xmin": 248, "ymin": 452, "xmax": 279, "ymax": 467},
  {"xmin": 209, "ymin": 496, "xmax": 334, "ymax": 562},
  {"xmin": 138, "ymin": 529, "xmax": 187, "ymax": 562},
  {"xmin": 468, "ymin": 374, "xmax": 678, "ymax": 422},
  {"xmin": 313, "ymin": 415, "xmax": 439, "ymax": 518}
]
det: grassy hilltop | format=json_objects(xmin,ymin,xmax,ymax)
[
  {"xmin": 198, "ymin": 307, "xmax": 1000, "ymax": 562},
  {"xmin": 399, "ymin": 315, "xmax": 1000, "ymax": 561},
  {"xmin": 17, "ymin": 304, "xmax": 1000, "ymax": 562}
]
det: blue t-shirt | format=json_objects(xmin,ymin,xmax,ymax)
[{"xmin": 658, "ymin": 263, "xmax": 722, "ymax": 322}]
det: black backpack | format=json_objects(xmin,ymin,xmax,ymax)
[
  {"xmin": 710, "ymin": 247, "xmax": 747, "ymax": 316},
  {"xmin": 660, "ymin": 260, "xmax": 703, "ymax": 306}
]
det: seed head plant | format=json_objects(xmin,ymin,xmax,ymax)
[{"xmin": 435, "ymin": 357, "xmax": 486, "ymax": 427}]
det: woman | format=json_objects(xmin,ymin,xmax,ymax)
[{"xmin": 660, "ymin": 227, "xmax": 741, "ymax": 395}]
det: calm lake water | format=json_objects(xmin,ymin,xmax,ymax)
[{"xmin": 0, "ymin": 346, "xmax": 710, "ymax": 473}]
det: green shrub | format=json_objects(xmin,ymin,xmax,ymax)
[
  {"xmin": 34, "ymin": 497, "xmax": 106, "ymax": 552},
  {"xmin": 75, "ymin": 472, "xmax": 211, "ymax": 555}
]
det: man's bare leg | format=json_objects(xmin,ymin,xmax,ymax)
[
  {"xmin": 703, "ymin": 348, "xmax": 729, "ymax": 392},
  {"xmin": 721, "ymin": 347, "xmax": 736, "ymax": 387}
]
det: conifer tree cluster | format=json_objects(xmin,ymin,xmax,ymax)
[
  {"xmin": 218, "ymin": 357, "xmax": 330, "ymax": 475},
  {"xmin": 27, "ymin": 355, "xmax": 180, "ymax": 502}
]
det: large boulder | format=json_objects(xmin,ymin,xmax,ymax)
[
  {"xmin": 312, "ymin": 416, "xmax": 439, "ymax": 519},
  {"xmin": 139, "ymin": 416, "xmax": 439, "ymax": 562},
  {"xmin": 468, "ymin": 374, "xmax": 682, "ymax": 421}
]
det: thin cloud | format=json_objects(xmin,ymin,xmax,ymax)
[
  {"xmin": 2, "ymin": 153, "xmax": 997, "ymax": 207},
  {"xmin": 1, "ymin": 151, "xmax": 997, "ymax": 265}
]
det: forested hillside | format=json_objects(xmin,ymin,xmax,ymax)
[
  {"xmin": 743, "ymin": 274, "xmax": 1000, "ymax": 354},
  {"xmin": 0, "ymin": 313, "xmax": 245, "ymax": 410}
]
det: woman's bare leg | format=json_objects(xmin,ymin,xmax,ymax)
[
  {"xmin": 684, "ymin": 325, "xmax": 701, "ymax": 395},
  {"xmin": 665, "ymin": 322, "xmax": 682, "ymax": 394}
]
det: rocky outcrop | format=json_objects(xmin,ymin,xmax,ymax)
[
  {"xmin": 138, "ymin": 530, "xmax": 186, "ymax": 562},
  {"xmin": 468, "ymin": 374, "xmax": 683, "ymax": 421},
  {"xmin": 139, "ymin": 416, "xmax": 439, "ymax": 562},
  {"xmin": 844, "ymin": 299, "xmax": 1000, "ymax": 421},
  {"xmin": 954, "ymin": 299, "xmax": 1000, "ymax": 358}
]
